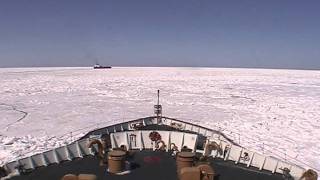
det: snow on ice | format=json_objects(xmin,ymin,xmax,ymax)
[{"xmin": 0, "ymin": 67, "xmax": 319, "ymax": 172}]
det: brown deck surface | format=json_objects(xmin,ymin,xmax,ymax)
[{"xmin": 9, "ymin": 150, "xmax": 284, "ymax": 180}]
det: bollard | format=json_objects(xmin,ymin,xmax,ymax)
[
  {"xmin": 176, "ymin": 152, "xmax": 195, "ymax": 176},
  {"xmin": 108, "ymin": 150, "xmax": 126, "ymax": 174}
]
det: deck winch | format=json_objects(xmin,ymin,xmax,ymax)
[
  {"xmin": 177, "ymin": 152, "xmax": 215, "ymax": 180},
  {"xmin": 180, "ymin": 165, "xmax": 215, "ymax": 180},
  {"xmin": 61, "ymin": 174, "xmax": 97, "ymax": 180}
]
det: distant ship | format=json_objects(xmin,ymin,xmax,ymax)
[{"xmin": 93, "ymin": 63, "xmax": 112, "ymax": 69}]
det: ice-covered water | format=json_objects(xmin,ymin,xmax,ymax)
[{"xmin": 0, "ymin": 67, "xmax": 319, "ymax": 172}]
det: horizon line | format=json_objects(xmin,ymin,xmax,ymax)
[{"xmin": 0, "ymin": 65, "xmax": 319, "ymax": 72}]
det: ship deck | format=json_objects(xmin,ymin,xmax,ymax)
[
  {"xmin": 5, "ymin": 120, "xmax": 293, "ymax": 180},
  {"xmin": 9, "ymin": 150, "xmax": 284, "ymax": 180}
]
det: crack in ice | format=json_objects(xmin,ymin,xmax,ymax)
[{"xmin": 0, "ymin": 103, "xmax": 28, "ymax": 131}]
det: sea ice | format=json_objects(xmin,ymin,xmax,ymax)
[{"xmin": 0, "ymin": 67, "xmax": 319, "ymax": 172}]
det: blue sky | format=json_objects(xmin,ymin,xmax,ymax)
[{"xmin": 0, "ymin": 0, "xmax": 319, "ymax": 69}]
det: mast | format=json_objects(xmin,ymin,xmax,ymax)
[
  {"xmin": 154, "ymin": 90, "xmax": 162, "ymax": 123},
  {"xmin": 157, "ymin": 90, "xmax": 160, "ymax": 108}
]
